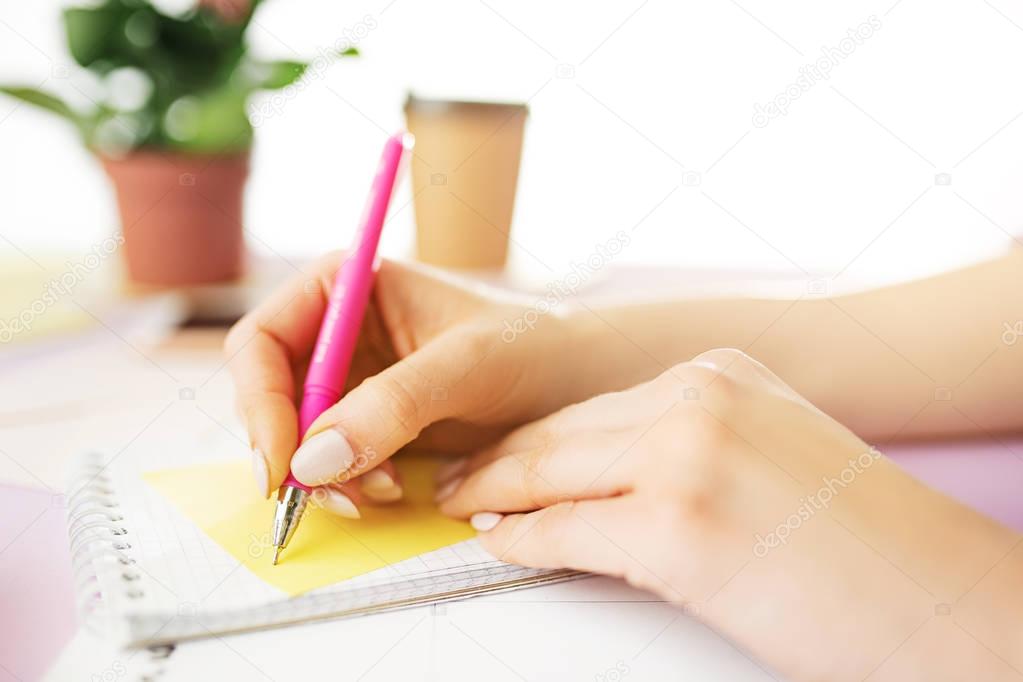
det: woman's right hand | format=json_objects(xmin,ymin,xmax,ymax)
[{"xmin": 225, "ymin": 252, "xmax": 598, "ymax": 513}]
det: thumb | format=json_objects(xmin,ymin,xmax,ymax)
[{"xmin": 289, "ymin": 325, "xmax": 496, "ymax": 486}]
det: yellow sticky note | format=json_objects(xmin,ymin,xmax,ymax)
[{"xmin": 144, "ymin": 457, "xmax": 474, "ymax": 596}]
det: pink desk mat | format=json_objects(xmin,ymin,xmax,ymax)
[
  {"xmin": 0, "ymin": 485, "xmax": 77, "ymax": 682},
  {"xmin": 886, "ymin": 437, "xmax": 1023, "ymax": 533},
  {"xmin": 3, "ymin": 438, "xmax": 1021, "ymax": 680}
]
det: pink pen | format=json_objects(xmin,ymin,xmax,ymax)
[{"xmin": 271, "ymin": 131, "xmax": 414, "ymax": 565}]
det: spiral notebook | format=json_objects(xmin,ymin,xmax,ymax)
[{"xmin": 67, "ymin": 451, "xmax": 577, "ymax": 648}]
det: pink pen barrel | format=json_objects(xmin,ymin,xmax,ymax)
[
  {"xmin": 282, "ymin": 392, "xmax": 337, "ymax": 491},
  {"xmin": 283, "ymin": 132, "xmax": 412, "ymax": 493}
]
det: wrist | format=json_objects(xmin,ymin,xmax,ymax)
[{"xmin": 555, "ymin": 306, "xmax": 667, "ymax": 398}]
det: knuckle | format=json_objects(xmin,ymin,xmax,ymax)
[
  {"xmin": 690, "ymin": 348, "xmax": 772, "ymax": 390},
  {"xmin": 656, "ymin": 362, "xmax": 737, "ymax": 406},
  {"xmin": 460, "ymin": 321, "xmax": 501, "ymax": 362},
  {"xmin": 692, "ymin": 347, "xmax": 751, "ymax": 370},
  {"xmin": 312, "ymin": 249, "xmax": 344, "ymax": 277},
  {"xmin": 699, "ymin": 372, "xmax": 741, "ymax": 411},
  {"xmin": 365, "ymin": 373, "xmax": 423, "ymax": 436}
]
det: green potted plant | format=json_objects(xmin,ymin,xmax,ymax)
[{"xmin": 1, "ymin": 0, "xmax": 355, "ymax": 286}]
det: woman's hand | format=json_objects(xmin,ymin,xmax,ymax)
[
  {"xmin": 436, "ymin": 349, "xmax": 1022, "ymax": 680},
  {"xmin": 225, "ymin": 253, "xmax": 616, "ymax": 514}
]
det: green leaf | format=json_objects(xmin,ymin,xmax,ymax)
[
  {"xmin": 63, "ymin": 5, "xmax": 123, "ymax": 67},
  {"xmin": 0, "ymin": 86, "xmax": 81, "ymax": 124},
  {"xmin": 245, "ymin": 48, "xmax": 357, "ymax": 91},
  {"xmin": 160, "ymin": 89, "xmax": 252, "ymax": 153},
  {"xmin": 251, "ymin": 60, "xmax": 308, "ymax": 90},
  {"xmin": 19, "ymin": 0, "xmax": 354, "ymax": 154}
]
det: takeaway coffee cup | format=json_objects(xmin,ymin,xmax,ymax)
[{"xmin": 404, "ymin": 95, "xmax": 528, "ymax": 269}]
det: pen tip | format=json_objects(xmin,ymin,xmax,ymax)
[{"xmin": 272, "ymin": 547, "xmax": 281, "ymax": 566}]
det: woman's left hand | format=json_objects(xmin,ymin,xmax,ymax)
[{"xmin": 435, "ymin": 349, "xmax": 1021, "ymax": 681}]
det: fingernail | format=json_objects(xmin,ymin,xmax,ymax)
[
  {"xmin": 434, "ymin": 476, "xmax": 463, "ymax": 503},
  {"xmin": 291, "ymin": 429, "xmax": 355, "ymax": 485},
  {"xmin": 321, "ymin": 488, "xmax": 361, "ymax": 519},
  {"xmin": 252, "ymin": 448, "xmax": 270, "ymax": 499},
  {"xmin": 361, "ymin": 470, "xmax": 404, "ymax": 503},
  {"xmin": 470, "ymin": 512, "xmax": 503, "ymax": 532},
  {"xmin": 435, "ymin": 457, "xmax": 467, "ymax": 483}
]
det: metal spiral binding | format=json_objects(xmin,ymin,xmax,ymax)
[
  {"xmin": 62, "ymin": 453, "xmax": 176, "ymax": 679},
  {"xmin": 66, "ymin": 453, "xmax": 146, "ymax": 624}
]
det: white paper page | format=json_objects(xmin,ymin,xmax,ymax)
[{"xmin": 158, "ymin": 577, "xmax": 778, "ymax": 682}]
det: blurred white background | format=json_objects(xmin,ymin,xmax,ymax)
[{"xmin": 2, "ymin": 0, "xmax": 1023, "ymax": 287}]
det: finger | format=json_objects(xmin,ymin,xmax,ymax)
[
  {"xmin": 415, "ymin": 420, "xmax": 509, "ymax": 455},
  {"xmin": 311, "ymin": 458, "xmax": 403, "ymax": 517},
  {"xmin": 493, "ymin": 391, "xmax": 633, "ymax": 451},
  {"xmin": 474, "ymin": 497, "xmax": 637, "ymax": 578},
  {"xmin": 227, "ymin": 251, "xmax": 346, "ymax": 378},
  {"xmin": 226, "ymin": 252, "xmax": 346, "ymax": 492},
  {"xmin": 289, "ymin": 324, "xmax": 499, "ymax": 486},
  {"xmin": 435, "ymin": 453, "xmax": 471, "ymax": 485},
  {"xmin": 245, "ymin": 389, "xmax": 298, "ymax": 498},
  {"xmin": 438, "ymin": 430, "xmax": 635, "ymax": 518},
  {"xmin": 308, "ymin": 481, "xmax": 363, "ymax": 519},
  {"xmin": 359, "ymin": 459, "xmax": 404, "ymax": 503},
  {"xmin": 442, "ymin": 387, "xmax": 659, "ymax": 486}
]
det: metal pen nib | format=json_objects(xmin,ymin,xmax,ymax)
[{"xmin": 270, "ymin": 485, "xmax": 308, "ymax": 565}]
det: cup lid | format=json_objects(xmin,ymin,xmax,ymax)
[{"xmin": 403, "ymin": 92, "xmax": 529, "ymax": 116}]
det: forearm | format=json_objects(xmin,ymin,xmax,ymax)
[
  {"xmin": 708, "ymin": 456, "xmax": 1023, "ymax": 681},
  {"xmin": 568, "ymin": 248, "xmax": 1023, "ymax": 440}
]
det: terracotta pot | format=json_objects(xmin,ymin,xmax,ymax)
[
  {"xmin": 404, "ymin": 96, "xmax": 527, "ymax": 270},
  {"xmin": 102, "ymin": 151, "xmax": 249, "ymax": 286}
]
